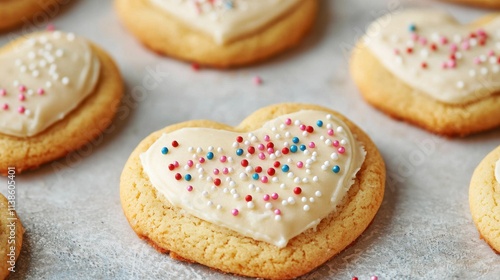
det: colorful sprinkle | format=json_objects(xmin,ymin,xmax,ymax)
[
  {"xmin": 332, "ymin": 165, "xmax": 341, "ymax": 173},
  {"xmin": 161, "ymin": 147, "xmax": 169, "ymax": 154}
]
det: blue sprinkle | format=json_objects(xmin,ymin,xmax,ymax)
[
  {"xmin": 252, "ymin": 173, "xmax": 259, "ymax": 180},
  {"xmin": 290, "ymin": 145, "xmax": 298, "ymax": 153},
  {"xmin": 408, "ymin": 23, "xmax": 416, "ymax": 32},
  {"xmin": 292, "ymin": 137, "xmax": 300, "ymax": 144},
  {"xmin": 161, "ymin": 147, "xmax": 169, "ymax": 155},
  {"xmin": 317, "ymin": 120, "xmax": 323, "ymax": 127},
  {"xmin": 332, "ymin": 165, "xmax": 341, "ymax": 173},
  {"xmin": 207, "ymin": 152, "xmax": 214, "ymax": 160},
  {"xmin": 281, "ymin": 165, "xmax": 290, "ymax": 172},
  {"xmin": 300, "ymin": 145, "xmax": 306, "ymax": 151},
  {"xmin": 236, "ymin": 149, "xmax": 244, "ymax": 156},
  {"xmin": 184, "ymin": 174, "xmax": 192, "ymax": 181}
]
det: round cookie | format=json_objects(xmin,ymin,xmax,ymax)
[
  {"xmin": 469, "ymin": 145, "xmax": 500, "ymax": 253},
  {"xmin": 120, "ymin": 103, "xmax": 386, "ymax": 279},
  {"xmin": 0, "ymin": 193, "xmax": 24, "ymax": 279},
  {"xmin": 0, "ymin": 32, "xmax": 123, "ymax": 175},
  {"xmin": 440, "ymin": 0, "xmax": 500, "ymax": 8},
  {"xmin": 0, "ymin": 0, "xmax": 63, "ymax": 31},
  {"xmin": 115, "ymin": 0, "xmax": 317, "ymax": 68},
  {"xmin": 350, "ymin": 10, "xmax": 500, "ymax": 137}
]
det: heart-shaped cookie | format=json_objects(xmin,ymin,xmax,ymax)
[
  {"xmin": 365, "ymin": 10, "xmax": 500, "ymax": 104},
  {"xmin": 0, "ymin": 31, "xmax": 100, "ymax": 137},
  {"xmin": 148, "ymin": 0, "xmax": 302, "ymax": 44},
  {"xmin": 141, "ymin": 109, "xmax": 366, "ymax": 247},
  {"xmin": 121, "ymin": 104, "xmax": 386, "ymax": 279},
  {"xmin": 0, "ymin": 32, "xmax": 123, "ymax": 175},
  {"xmin": 351, "ymin": 10, "xmax": 500, "ymax": 136}
]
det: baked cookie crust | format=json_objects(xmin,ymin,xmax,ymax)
[
  {"xmin": 120, "ymin": 103, "xmax": 386, "ymax": 279},
  {"xmin": 0, "ymin": 0, "xmax": 64, "ymax": 31}
]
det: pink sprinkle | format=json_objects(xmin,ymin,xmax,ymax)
[
  {"xmin": 18, "ymin": 85, "xmax": 26, "ymax": 92},
  {"xmin": 261, "ymin": 176, "xmax": 268, "ymax": 183},
  {"xmin": 371, "ymin": 277, "xmax": 378, "ymax": 280},
  {"xmin": 257, "ymin": 144, "xmax": 265, "ymax": 150},
  {"xmin": 327, "ymin": 129, "xmax": 334, "ymax": 136},
  {"xmin": 46, "ymin": 24, "xmax": 55, "ymax": 31},
  {"xmin": 37, "ymin": 88, "xmax": 45, "ymax": 95},
  {"xmin": 477, "ymin": 29, "xmax": 486, "ymax": 36},
  {"xmin": 213, "ymin": 168, "xmax": 220, "ymax": 175},
  {"xmin": 474, "ymin": 57, "xmax": 481, "ymax": 65},
  {"xmin": 309, "ymin": 142, "xmax": 316, "ymax": 148},
  {"xmin": 258, "ymin": 152, "xmax": 265, "ymax": 160},
  {"xmin": 253, "ymin": 76, "xmax": 263, "ymax": 85},
  {"xmin": 488, "ymin": 50, "xmax": 495, "ymax": 56},
  {"xmin": 447, "ymin": 60, "xmax": 456, "ymax": 68},
  {"xmin": 297, "ymin": 161, "xmax": 304, "ymax": 168},
  {"xmin": 174, "ymin": 161, "xmax": 179, "ymax": 167},
  {"xmin": 440, "ymin": 36, "xmax": 448, "ymax": 45},
  {"xmin": 199, "ymin": 157, "xmax": 205, "ymax": 163},
  {"xmin": 220, "ymin": 156, "xmax": 227, "ymax": 163},
  {"xmin": 274, "ymin": 209, "xmax": 281, "ymax": 215},
  {"xmin": 338, "ymin": 147, "xmax": 346, "ymax": 154},
  {"xmin": 441, "ymin": 62, "xmax": 448, "ymax": 69},
  {"xmin": 461, "ymin": 41, "xmax": 470, "ymax": 51},
  {"xmin": 263, "ymin": 194, "xmax": 270, "ymax": 201},
  {"xmin": 187, "ymin": 160, "xmax": 193, "ymax": 167},
  {"xmin": 18, "ymin": 94, "xmax": 25, "ymax": 101},
  {"xmin": 411, "ymin": 33, "xmax": 419, "ymax": 41},
  {"xmin": 332, "ymin": 140, "xmax": 340, "ymax": 147},
  {"xmin": 187, "ymin": 186, "xmax": 193, "ymax": 192},
  {"xmin": 2, "ymin": 103, "xmax": 8, "ymax": 110},
  {"xmin": 299, "ymin": 124, "xmax": 306, "ymax": 131},
  {"xmin": 394, "ymin": 49, "xmax": 400, "ymax": 55},
  {"xmin": 450, "ymin": 44, "xmax": 458, "ymax": 52},
  {"xmin": 271, "ymin": 193, "xmax": 279, "ymax": 200},
  {"xmin": 0, "ymin": 89, "xmax": 6, "ymax": 96},
  {"xmin": 222, "ymin": 167, "xmax": 229, "ymax": 174},
  {"xmin": 264, "ymin": 135, "xmax": 270, "ymax": 141},
  {"xmin": 419, "ymin": 37, "xmax": 428, "ymax": 45},
  {"xmin": 285, "ymin": 118, "xmax": 292, "ymax": 125},
  {"xmin": 18, "ymin": 106, "xmax": 25, "ymax": 114},
  {"xmin": 231, "ymin": 209, "xmax": 239, "ymax": 216},
  {"xmin": 267, "ymin": 148, "xmax": 274, "ymax": 154}
]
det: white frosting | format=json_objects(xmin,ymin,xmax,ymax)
[
  {"xmin": 0, "ymin": 31, "xmax": 100, "ymax": 137},
  {"xmin": 365, "ymin": 10, "xmax": 500, "ymax": 104},
  {"xmin": 148, "ymin": 0, "xmax": 301, "ymax": 44},
  {"xmin": 141, "ymin": 110, "xmax": 366, "ymax": 248},
  {"xmin": 495, "ymin": 159, "xmax": 500, "ymax": 185}
]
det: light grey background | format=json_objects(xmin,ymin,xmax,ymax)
[{"xmin": 1, "ymin": 0, "xmax": 499, "ymax": 279}]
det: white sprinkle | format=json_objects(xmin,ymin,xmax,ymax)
[
  {"xmin": 315, "ymin": 191, "xmax": 322, "ymax": 197},
  {"xmin": 216, "ymin": 205, "xmax": 222, "ymax": 210},
  {"xmin": 326, "ymin": 124, "xmax": 332, "ymax": 129},
  {"xmin": 271, "ymin": 126, "xmax": 277, "ymax": 132},
  {"xmin": 490, "ymin": 57, "xmax": 498, "ymax": 64},
  {"xmin": 470, "ymin": 38, "xmax": 478, "ymax": 47},
  {"xmin": 303, "ymin": 205, "xmax": 310, "ymax": 212},
  {"xmin": 67, "ymin": 33, "xmax": 75, "ymax": 41},
  {"xmin": 188, "ymin": 146, "xmax": 194, "ymax": 153},
  {"xmin": 282, "ymin": 200, "xmax": 288, "ymax": 206},
  {"xmin": 395, "ymin": 56, "xmax": 403, "ymax": 65},
  {"xmin": 337, "ymin": 127, "xmax": 343, "ymax": 133},
  {"xmin": 229, "ymin": 181, "xmax": 236, "ymax": 187},
  {"xmin": 208, "ymin": 146, "xmax": 214, "ymax": 151},
  {"xmin": 217, "ymin": 147, "xmax": 223, "ymax": 153},
  {"xmin": 20, "ymin": 66, "xmax": 27, "ymax": 73},
  {"xmin": 456, "ymin": 81, "xmax": 465, "ymax": 89},
  {"xmin": 223, "ymin": 188, "xmax": 229, "ymax": 194},
  {"xmin": 25, "ymin": 109, "xmax": 31, "ymax": 116},
  {"xmin": 306, "ymin": 169, "xmax": 311, "ymax": 175},
  {"xmin": 62, "ymin": 77, "xmax": 70, "ymax": 85},
  {"xmin": 302, "ymin": 178, "xmax": 308, "ymax": 183},
  {"xmin": 480, "ymin": 55, "xmax": 487, "ymax": 62},
  {"xmin": 326, "ymin": 114, "xmax": 332, "ymax": 120},
  {"xmin": 309, "ymin": 197, "xmax": 315, "ymax": 203},
  {"xmin": 244, "ymin": 140, "xmax": 250, "ymax": 145},
  {"xmin": 45, "ymin": 43, "xmax": 53, "ymax": 51},
  {"xmin": 312, "ymin": 176, "xmax": 318, "ymax": 182},
  {"xmin": 55, "ymin": 49, "xmax": 64, "ymax": 57},
  {"xmin": 280, "ymin": 183, "xmax": 286, "ymax": 189},
  {"xmin": 27, "ymin": 89, "xmax": 33, "ymax": 96},
  {"xmin": 233, "ymin": 194, "xmax": 240, "ymax": 199},
  {"xmin": 279, "ymin": 124, "xmax": 285, "ymax": 129},
  {"xmin": 287, "ymin": 172, "xmax": 294, "ymax": 178},
  {"xmin": 248, "ymin": 184, "xmax": 255, "ymax": 190},
  {"xmin": 284, "ymin": 132, "xmax": 291, "ymax": 138},
  {"xmin": 275, "ymin": 134, "xmax": 281, "ymax": 140},
  {"xmin": 455, "ymin": 52, "xmax": 462, "ymax": 60},
  {"xmin": 453, "ymin": 35, "xmax": 461, "ymax": 43},
  {"xmin": 28, "ymin": 51, "xmax": 36, "ymax": 59},
  {"xmin": 301, "ymin": 197, "xmax": 307, "ymax": 203},
  {"xmin": 15, "ymin": 59, "xmax": 22, "ymax": 66},
  {"xmin": 275, "ymin": 215, "xmax": 282, "ymax": 221},
  {"xmin": 492, "ymin": 65, "xmax": 499, "ymax": 73},
  {"xmin": 207, "ymin": 201, "xmax": 213, "ymax": 207},
  {"xmin": 480, "ymin": 67, "xmax": 488, "ymax": 75},
  {"xmin": 13, "ymin": 80, "xmax": 19, "ymax": 86},
  {"xmin": 287, "ymin": 197, "xmax": 295, "ymax": 204},
  {"xmin": 420, "ymin": 49, "xmax": 428, "ymax": 58},
  {"xmin": 272, "ymin": 177, "xmax": 279, "ymax": 183},
  {"xmin": 294, "ymin": 177, "xmax": 300, "ymax": 183},
  {"xmin": 469, "ymin": 69, "xmax": 476, "ymax": 77},
  {"xmin": 232, "ymin": 142, "xmax": 238, "ymax": 148},
  {"xmin": 230, "ymin": 189, "xmax": 237, "ymax": 195},
  {"xmin": 196, "ymin": 147, "xmax": 203, "ymax": 153},
  {"xmin": 46, "ymin": 81, "xmax": 52, "ymax": 88},
  {"xmin": 247, "ymin": 202, "xmax": 254, "ymax": 209},
  {"xmin": 255, "ymin": 187, "xmax": 262, "ymax": 193},
  {"xmin": 184, "ymin": 165, "xmax": 189, "ymax": 170},
  {"xmin": 325, "ymin": 139, "xmax": 332, "ymax": 145},
  {"xmin": 294, "ymin": 120, "xmax": 301, "ymax": 125},
  {"xmin": 321, "ymin": 165, "xmax": 327, "ymax": 171},
  {"xmin": 340, "ymin": 139, "xmax": 347, "ymax": 145},
  {"xmin": 245, "ymin": 166, "xmax": 252, "ymax": 172},
  {"xmin": 202, "ymin": 191, "xmax": 209, "ymax": 197},
  {"xmin": 265, "ymin": 203, "xmax": 272, "ymax": 209},
  {"xmin": 239, "ymin": 173, "xmax": 248, "ymax": 180}
]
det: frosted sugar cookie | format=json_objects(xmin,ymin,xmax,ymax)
[{"xmin": 120, "ymin": 103, "xmax": 386, "ymax": 278}]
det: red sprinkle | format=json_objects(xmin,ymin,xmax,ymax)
[
  {"xmin": 406, "ymin": 47, "xmax": 413, "ymax": 54},
  {"xmin": 245, "ymin": 195, "xmax": 252, "ymax": 202},
  {"xmin": 273, "ymin": 161, "xmax": 281, "ymax": 168},
  {"xmin": 293, "ymin": 187, "xmax": 302, "ymax": 195},
  {"xmin": 267, "ymin": 168, "xmax": 275, "ymax": 176},
  {"xmin": 306, "ymin": 126, "xmax": 314, "ymax": 133},
  {"xmin": 175, "ymin": 173, "xmax": 182, "ymax": 180},
  {"xmin": 191, "ymin": 63, "xmax": 200, "ymax": 71},
  {"xmin": 254, "ymin": 166, "xmax": 262, "ymax": 173},
  {"xmin": 236, "ymin": 136, "xmax": 243, "ymax": 143},
  {"xmin": 430, "ymin": 43, "xmax": 438, "ymax": 51},
  {"xmin": 421, "ymin": 62, "xmax": 428, "ymax": 69},
  {"xmin": 172, "ymin": 141, "xmax": 179, "ymax": 147},
  {"xmin": 282, "ymin": 147, "xmax": 289, "ymax": 154},
  {"xmin": 168, "ymin": 164, "xmax": 175, "ymax": 171},
  {"xmin": 266, "ymin": 142, "xmax": 274, "ymax": 149},
  {"xmin": 247, "ymin": 146, "xmax": 255, "ymax": 154},
  {"xmin": 214, "ymin": 178, "xmax": 221, "ymax": 186},
  {"xmin": 241, "ymin": 159, "xmax": 249, "ymax": 167}
]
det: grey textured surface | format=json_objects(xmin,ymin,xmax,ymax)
[{"xmin": 1, "ymin": 0, "xmax": 499, "ymax": 279}]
